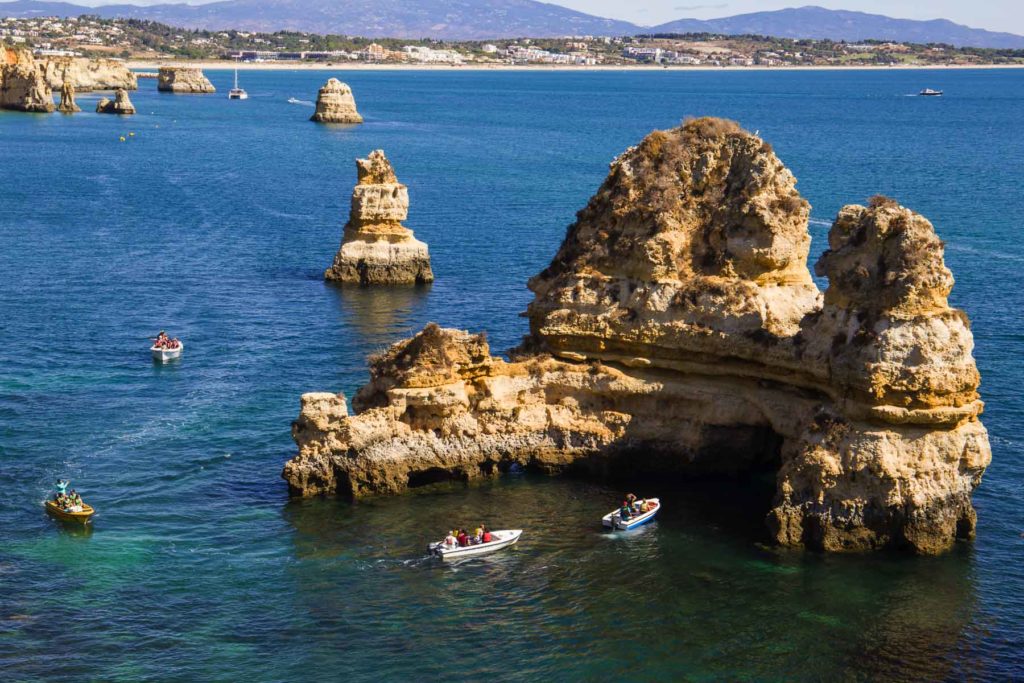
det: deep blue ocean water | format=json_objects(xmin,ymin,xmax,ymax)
[{"xmin": 1, "ymin": 68, "xmax": 1022, "ymax": 681}]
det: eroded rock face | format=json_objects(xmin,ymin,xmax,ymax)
[
  {"xmin": 58, "ymin": 74, "xmax": 79, "ymax": 113},
  {"xmin": 324, "ymin": 150, "xmax": 434, "ymax": 285},
  {"xmin": 157, "ymin": 66, "xmax": 215, "ymax": 93},
  {"xmin": 0, "ymin": 47, "xmax": 54, "ymax": 112},
  {"xmin": 43, "ymin": 57, "xmax": 137, "ymax": 92},
  {"xmin": 285, "ymin": 118, "xmax": 990, "ymax": 554},
  {"xmin": 311, "ymin": 78, "xmax": 363, "ymax": 124},
  {"xmin": 96, "ymin": 88, "xmax": 136, "ymax": 115}
]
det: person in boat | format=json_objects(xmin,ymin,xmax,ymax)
[
  {"xmin": 473, "ymin": 525, "xmax": 484, "ymax": 544},
  {"xmin": 481, "ymin": 526, "xmax": 492, "ymax": 544},
  {"xmin": 169, "ymin": 337, "xmax": 181, "ymax": 350},
  {"xmin": 444, "ymin": 530, "xmax": 457, "ymax": 547},
  {"xmin": 457, "ymin": 529, "xmax": 469, "ymax": 547},
  {"xmin": 619, "ymin": 501, "xmax": 634, "ymax": 521},
  {"xmin": 637, "ymin": 499, "xmax": 650, "ymax": 513},
  {"xmin": 626, "ymin": 493, "xmax": 640, "ymax": 512},
  {"xmin": 155, "ymin": 331, "xmax": 169, "ymax": 348}
]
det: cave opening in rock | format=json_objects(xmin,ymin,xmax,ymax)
[
  {"xmin": 567, "ymin": 423, "xmax": 785, "ymax": 540},
  {"xmin": 407, "ymin": 467, "xmax": 465, "ymax": 489}
]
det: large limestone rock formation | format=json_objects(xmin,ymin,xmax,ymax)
[
  {"xmin": 157, "ymin": 66, "xmax": 215, "ymax": 93},
  {"xmin": 0, "ymin": 47, "xmax": 54, "ymax": 112},
  {"xmin": 96, "ymin": 88, "xmax": 136, "ymax": 115},
  {"xmin": 311, "ymin": 78, "xmax": 363, "ymax": 124},
  {"xmin": 284, "ymin": 118, "xmax": 990, "ymax": 554},
  {"xmin": 324, "ymin": 150, "xmax": 434, "ymax": 285},
  {"xmin": 43, "ymin": 57, "xmax": 137, "ymax": 92}
]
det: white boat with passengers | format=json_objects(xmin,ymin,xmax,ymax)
[
  {"xmin": 603, "ymin": 497, "xmax": 661, "ymax": 530},
  {"xmin": 151, "ymin": 339, "xmax": 184, "ymax": 362},
  {"xmin": 429, "ymin": 529, "xmax": 523, "ymax": 560}
]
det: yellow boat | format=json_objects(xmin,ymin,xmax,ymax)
[{"xmin": 45, "ymin": 500, "xmax": 95, "ymax": 524}]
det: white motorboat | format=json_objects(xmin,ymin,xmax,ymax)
[
  {"xmin": 151, "ymin": 341, "xmax": 184, "ymax": 362},
  {"xmin": 918, "ymin": 88, "xmax": 943, "ymax": 96},
  {"xmin": 602, "ymin": 497, "xmax": 661, "ymax": 530},
  {"xmin": 429, "ymin": 529, "xmax": 522, "ymax": 560},
  {"xmin": 228, "ymin": 69, "xmax": 248, "ymax": 100}
]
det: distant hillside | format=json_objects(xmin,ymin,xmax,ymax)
[
  {"xmin": 0, "ymin": 0, "xmax": 638, "ymax": 40},
  {"xmin": 651, "ymin": 6, "xmax": 1024, "ymax": 49},
  {"xmin": 1, "ymin": 1, "xmax": 1022, "ymax": 47}
]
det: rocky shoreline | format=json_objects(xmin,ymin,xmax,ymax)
[{"xmin": 284, "ymin": 118, "xmax": 991, "ymax": 554}]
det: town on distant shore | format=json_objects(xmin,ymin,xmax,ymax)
[{"xmin": 4, "ymin": 15, "xmax": 1023, "ymax": 67}]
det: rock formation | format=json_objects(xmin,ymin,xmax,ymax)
[
  {"xmin": 0, "ymin": 47, "xmax": 54, "ymax": 112},
  {"xmin": 157, "ymin": 66, "xmax": 215, "ymax": 93},
  {"xmin": 284, "ymin": 118, "xmax": 991, "ymax": 555},
  {"xmin": 324, "ymin": 150, "xmax": 434, "ymax": 285},
  {"xmin": 57, "ymin": 72, "xmax": 79, "ymax": 113},
  {"xmin": 42, "ymin": 57, "xmax": 137, "ymax": 92},
  {"xmin": 310, "ymin": 78, "xmax": 363, "ymax": 124},
  {"xmin": 95, "ymin": 88, "xmax": 136, "ymax": 115}
]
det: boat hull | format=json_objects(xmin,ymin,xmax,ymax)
[
  {"xmin": 429, "ymin": 529, "xmax": 522, "ymax": 560},
  {"xmin": 151, "ymin": 343, "xmax": 184, "ymax": 362},
  {"xmin": 45, "ymin": 501, "xmax": 95, "ymax": 523},
  {"xmin": 602, "ymin": 498, "xmax": 661, "ymax": 530}
]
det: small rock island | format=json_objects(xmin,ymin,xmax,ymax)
[
  {"xmin": 311, "ymin": 78, "xmax": 363, "ymax": 124},
  {"xmin": 96, "ymin": 88, "xmax": 136, "ymax": 115},
  {"xmin": 157, "ymin": 66, "xmax": 215, "ymax": 93},
  {"xmin": 285, "ymin": 117, "xmax": 991, "ymax": 555},
  {"xmin": 324, "ymin": 150, "xmax": 434, "ymax": 285}
]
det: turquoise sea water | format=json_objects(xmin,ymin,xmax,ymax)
[{"xmin": 1, "ymin": 68, "xmax": 1022, "ymax": 680}]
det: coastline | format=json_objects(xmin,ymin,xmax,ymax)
[{"xmin": 127, "ymin": 59, "xmax": 1024, "ymax": 72}]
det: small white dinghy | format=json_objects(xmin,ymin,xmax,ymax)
[
  {"xmin": 151, "ymin": 341, "xmax": 184, "ymax": 362},
  {"xmin": 602, "ymin": 497, "xmax": 661, "ymax": 531},
  {"xmin": 429, "ymin": 529, "xmax": 523, "ymax": 561}
]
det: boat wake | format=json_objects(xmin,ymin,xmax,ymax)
[{"xmin": 287, "ymin": 97, "xmax": 314, "ymax": 107}]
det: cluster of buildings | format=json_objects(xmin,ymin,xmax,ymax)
[
  {"xmin": 505, "ymin": 44, "xmax": 599, "ymax": 65},
  {"xmin": 1, "ymin": 15, "xmax": 132, "ymax": 51},
  {"xmin": 224, "ymin": 43, "xmax": 464, "ymax": 64}
]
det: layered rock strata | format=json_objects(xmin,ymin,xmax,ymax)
[
  {"xmin": 324, "ymin": 150, "xmax": 434, "ymax": 285},
  {"xmin": 96, "ymin": 88, "xmax": 136, "ymax": 115},
  {"xmin": 157, "ymin": 66, "xmax": 215, "ymax": 93},
  {"xmin": 285, "ymin": 118, "xmax": 990, "ymax": 554},
  {"xmin": 0, "ymin": 47, "xmax": 54, "ymax": 112},
  {"xmin": 311, "ymin": 78, "xmax": 363, "ymax": 124},
  {"xmin": 43, "ymin": 57, "xmax": 137, "ymax": 92}
]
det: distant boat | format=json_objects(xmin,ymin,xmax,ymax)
[
  {"xmin": 228, "ymin": 69, "xmax": 248, "ymax": 100},
  {"xmin": 919, "ymin": 88, "xmax": 943, "ymax": 96}
]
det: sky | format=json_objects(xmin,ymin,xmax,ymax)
[{"xmin": 73, "ymin": 1, "xmax": 1024, "ymax": 35}]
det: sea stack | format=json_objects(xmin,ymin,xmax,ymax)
[
  {"xmin": 0, "ymin": 47, "xmax": 55, "ymax": 112},
  {"xmin": 285, "ymin": 118, "xmax": 991, "ymax": 555},
  {"xmin": 157, "ymin": 66, "xmax": 215, "ymax": 93},
  {"xmin": 325, "ymin": 150, "xmax": 433, "ymax": 285},
  {"xmin": 96, "ymin": 88, "xmax": 136, "ymax": 115},
  {"xmin": 310, "ymin": 78, "xmax": 363, "ymax": 124},
  {"xmin": 58, "ymin": 74, "xmax": 80, "ymax": 113}
]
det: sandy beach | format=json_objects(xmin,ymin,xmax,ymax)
[{"xmin": 128, "ymin": 59, "xmax": 1024, "ymax": 72}]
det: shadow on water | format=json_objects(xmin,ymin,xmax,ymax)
[
  {"xmin": 325, "ymin": 281, "xmax": 432, "ymax": 351},
  {"xmin": 278, "ymin": 472, "xmax": 980, "ymax": 681}
]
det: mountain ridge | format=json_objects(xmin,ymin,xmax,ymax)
[{"xmin": 1, "ymin": 1, "xmax": 1022, "ymax": 47}]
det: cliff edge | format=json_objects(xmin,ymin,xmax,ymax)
[
  {"xmin": 1, "ymin": 47, "xmax": 54, "ymax": 112},
  {"xmin": 284, "ymin": 118, "xmax": 990, "ymax": 554}
]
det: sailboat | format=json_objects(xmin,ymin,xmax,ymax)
[{"xmin": 228, "ymin": 68, "xmax": 248, "ymax": 100}]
